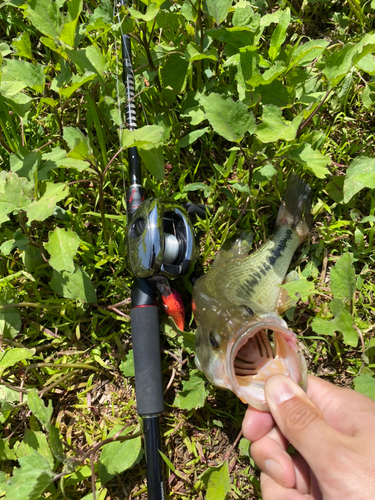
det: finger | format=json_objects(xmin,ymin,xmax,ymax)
[
  {"xmin": 242, "ymin": 405, "xmax": 274, "ymax": 441},
  {"xmin": 306, "ymin": 374, "xmax": 375, "ymax": 436},
  {"xmin": 264, "ymin": 375, "xmax": 348, "ymax": 478},
  {"xmin": 250, "ymin": 428, "xmax": 295, "ymax": 488},
  {"xmin": 260, "ymin": 471, "xmax": 311, "ymax": 500}
]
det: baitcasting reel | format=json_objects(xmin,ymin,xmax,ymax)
[{"xmin": 126, "ymin": 198, "xmax": 197, "ymax": 279}]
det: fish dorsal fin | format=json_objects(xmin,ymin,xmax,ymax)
[
  {"xmin": 277, "ymin": 270, "xmax": 300, "ymax": 314},
  {"xmin": 212, "ymin": 231, "xmax": 253, "ymax": 269}
]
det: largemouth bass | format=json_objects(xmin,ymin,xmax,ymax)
[{"xmin": 192, "ymin": 174, "xmax": 312, "ymax": 411}]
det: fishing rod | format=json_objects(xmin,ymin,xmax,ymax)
[{"xmin": 117, "ymin": 2, "xmax": 201, "ymax": 498}]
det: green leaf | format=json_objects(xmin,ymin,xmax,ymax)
[
  {"xmin": 330, "ymin": 253, "xmax": 356, "ymax": 302},
  {"xmin": 203, "ymin": 461, "xmax": 231, "ymax": 500},
  {"xmin": 25, "ymin": 0, "xmax": 62, "ymax": 40},
  {"xmin": 174, "ymin": 370, "xmax": 207, "ymax": 410},
  {"xmin": 27, "ymin": 390, "xmax": 52, "ymax": 432},
  {"xmin": 26, "ymin": 182, "xmax": 69, "ymax": 222},
  {"xmin": 121, "ymin": 125, "xmax": 167, "ymax": 149},
  {"xmin": 0, "ymin": 171, "xmax": 33, "ymax": 223},
  {"xmin": 256, "ymin": 105, "xmax": 303, "ymax": 143},
  {"xmin": 49, "ymin": 264, "xmax": 97, "ymax": 303},
  {"xmin": 204, "ymin": 0, "xmax": 233, "ymax": 24},
  {"xmin": 63, "ymin": 126, "xmax": 91, "ymax": 160},
  {"xmin": 269, "ymin": 8, "xmax": 290, "ymax": 61},
  {"xmin": 185, "ymin": 43, "xmax": 217, "ymax": 62},
  {"xmin": 179, "ymin": 127, "xmax": 209, "ymax": 148},
  {"xmin": 0, "ymin": 385, "xmax": 20, "ymax": 411},
  {"xmin": 354, "ymin": 374, "xmax": 375, "ymax": 402},
  {"xmin": 289, "ymin": 144, "xmax": 330, "ymax": 178},
  {"xmin": 0, "ymin": 439, "xmax": 17, "ymax": 461},
  {"xmin": 199, "ymin": 93, "xmax": 256, "ymax": 142},
  {"xmin": 311, "ymin": 317, "xmax": 336, "ymax": 336},
  {"xmin": 59, "ymin": 0, "xmax": 83, "ymax": 47},
  {"xmin": 4, "ymin": 451, "xmax": 55, "ymax": 500},
  {"xmin": 59, "ymin": 72, "xmax": 96, "ymax": 98},
  {"xmin": 333, "ymin": 307, "xmax": 358, "ymax": 347},
  {"xmin": 280, "ymin": 277, "xmax": 315, "ymax": 303},
  {"xmin": 343, "ymin": 156, "xmax": 375, "ymax": 203},
  {"xmin": 0, "ymin": 348, "xmax": 35, "ymax": 375},
  {"xmin": 238, "ymin": 438, "xmax": 250, "ymax": 458},
  {"xmin": 119, "ymin": 350, "xmax": 135, "ymax": 377},
  {"xmin": 139, "ymin": 147, "xmax": 164, "ymax": 180},
  {"xmin": 322, "ymin": 34, "xmax": 375, "ymax": 87},
  {"xmin": 99, "ymin": 426, "xmax": 142, "ymax": 483},
  {"xmin": 16, "ymin": 430, "xmax": 54, "ymax": 469},
  {"xmin": 163, "ymin": 54, "xmax": 189, "ymax": 93},
  {"xmin": 128, "ymin": 2, "xmax": 160, "ymax": 21},
  {"xmin": 11, "ymin": 33, "xmax": 34, "ymax": 61},
  {"xmin": 48, "ymin": 425, "xmax": 66, "ymax": 463},
  {"xmin": 41, "ymin": 147, "xmax": 89, "ymax": 173},
  {"xmin": 183, "ymin": 182, "xmax": 209, "ymax": 192},
  {"xmin": 0, "ymin": 296, "xmax": 22, "ymax": 340},
  {"xmin": 44, "ymin": 228, "xmax": 80, "ymax": 273}
]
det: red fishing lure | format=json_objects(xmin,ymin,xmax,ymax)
[{"xmin": 150, "ymin": 276, "xmax": 185, "ymax": 330}]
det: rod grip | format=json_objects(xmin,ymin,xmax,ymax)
[{"xmin": 130, "ymin": 305, "xmax": 165, "ymax": 415}]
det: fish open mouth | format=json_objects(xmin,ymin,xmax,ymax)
[{"xmin": 228, "ymin": 319, "xmax": 306, "ymax": 410}]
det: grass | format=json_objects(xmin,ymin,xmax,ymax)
[{"xmin": 0, "ymin": 0, "xmax": 375, "ymax": 499}]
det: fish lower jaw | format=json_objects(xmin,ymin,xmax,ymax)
[{"xmin": 228, "ymin": 321, "xmax": 307, "ymax": 412}]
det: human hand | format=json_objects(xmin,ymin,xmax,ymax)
[{"xmin": 242, "ymin": 374, "xmax": 375, "ymax": 500}]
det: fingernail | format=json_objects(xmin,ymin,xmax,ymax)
[
  {"xmin": 266, "ymin": 375, "xmax": 295, "ymax": 405},
  {"xmin": 265, "ymin": 459, "xmax": 285, "ymax": 486}
]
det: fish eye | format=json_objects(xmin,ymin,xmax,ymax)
[
  {"xmin": 244, "ymin": 306, "xmax": 254, "ymax": 316},
  {"xmin": 209, "ymin": 331, "xmax": 220, "ymax": 349}
]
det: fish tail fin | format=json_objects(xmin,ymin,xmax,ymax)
[{"xmin": 276, "ymin": 173, "xmax": 312, "ymax": 240}]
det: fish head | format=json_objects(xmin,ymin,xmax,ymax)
[{"xmin": 194, "ymin": 298, "xmax": 306, "ymax": 411}]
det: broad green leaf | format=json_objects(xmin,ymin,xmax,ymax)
[
  {"xmin": 16, "ymin": 430, "xmax": 54, "ymax": 469},
  {"xmin": 119, "ymin": 350, "xmax": 135, "ymax": 377},
  {"xmin": 41, "ymin": 148, "xmax": 89, "ymax": 173},
  {"xmin": 356, "ymin": 53, "xmax": 375, "ymax": 75},
  {"xmin": 0, "ymin": 348, "xmax": 35, "ymax": 374},
  {"xmin": 289, "ymin": 144, "xmax": 330, "ymax": 178},
  {"xmin": 27, "ymin": 390, "xmax": 52, "ymax": 432},
  {"xmin": 128, "ymin": 2, "xmax": 159, "ymax": 21},
  {"xmin": 4, "ymin": 451, "xmax": 55, "ymax": 500},
  {"xmin": 199, "ymin": 93, "xmax": 256, "ymax": 142},
  {"xmin": 233, "ymin": 1, "xmax": 255, "ymax": 27},
  {"xmin": 63, "ymin": 126, "xmax": 90, "ymax": 160},
  {"xmin": 238, "ymin": 438, "xmax": 250, "ymax": 457},
  {"xmin": 163, "ymin": 54, "xmax": 189, "ymax": 93},
  {"xmin": 25, "ymin": 0, "xmax": 62, "ymax": 40},
  {"xmin": 269, "ymin": 8, "xmax": 290, "ymax": 61},
  {"xmin": 66, "ymin": 46, "xmax": 106, "ymax": 78},
  {"xmin": 10, "ymin": 152, "xmax": 41, "ymax": 180},
  {"xmin": 174, "ymin": 370, "xmax": 207, "ymax": 410},
  {"xmin": 44, "ymin": 228, "xmax": 80, "ymax": 273},
  {"xmin": 49, "ymin": 264, "xmax": 97, "ymax": 303},
  {"xmin": 288, "ymin": 39, "xmax": 329, "ymax": 68},
  {"xmin": 184, "ymin": 182, "xmax": 209, "ymax": 192},
  {"xmin": 58, "ymin": 71, "xmax": 96, "ymax": 98},
  {"xmin": 204, "ymin": 461, "xmax": 231, "ymax": 500},
  {"xmin": 333, "ymin": 308, "xmax": 358, "ymax": 347},
  {"xmin": 354, "ymin": 374, "xmax": 375, "ymax": 401},
  {"xmin": 330, "ymin": 253, "xmax": 356, "ymax": 302},
  {"xmin": 0, "ymin": 439, "xmax": 17, "ymax": 461},
  {"xmin": 280, "ymin": 277, "xmax": 315, "ymax": 303},
  {"xmin": 322, "ymin": 34, "xmax": 375, "ymax": 87},
  {"xmin": 343, "ymin": 156, "xmax": 375, "ymax": 203},
  {"xmin": 26, "ymin": 182, "xmax": 69, "ymax": 222},
  {"xmin": 11, "ymin": 33, "xmax": 34, "ymax": 61},
  {"xmin": 256, "ymin": 105, "xmax": 303, "ymax": 143},
  {"xmin": 311, "ymin": 317, "xmax": 336, "ymax": 336},
  {"xmin": 59, "ymin": 0, "xmax": 83, "ymax": 47},
  {"xmin": 121, "ymin": 125, "xmax": 166, "ymax": 149},
  {"xmin": 0, "ymin": 296, "xmax": 22, "ymax": 340},
  {"xmin": 5, "ymin": 93, "xmax": 33, "ymax": 118},
  {"xmin": 204, "ymin": 0, "xmax": 233, "ymax": 24},
  {"xmin": 139, "ymin": 147, "xmax": 164, "ymax": 180},
  {"xmin": 185, "ymin": 43, "xmax": 217, "ymax": 62},
  {"xmin": 0, "ymin": 385, "xmax": 20, "ymax": 407},
  {"xmin": 99, "ymin": 425, "xmax": 142, "ymax": 483},
  {"xmin": 0, "ymin": 169, "xmax": 33, "ymax": 220},
  {"xmin": 179, "ymin": 127, "xmax": 209, "ymax": 147},
  {"xmin": 22, "ymin": 245, "xmax": 45, "ymax": 273},
  {"xmin": 361, "ymin": 84, "xmax": 375, "ymax": 109},
  {"xmin": 248, "ymin": 61, "xmax": 286, "ymax": 87}
]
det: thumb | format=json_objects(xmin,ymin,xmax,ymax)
[{"xmin": 265, "ymin": 375, "xmax": 346, "ymax": 473}]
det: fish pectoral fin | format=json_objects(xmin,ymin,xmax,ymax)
[
  {"xmin": 277, "ymin": 270, "xmax": 300, "ymax": 314},
  {"xmin": 212, "ymin": 231, "xmax": 254, "ymax": 269}
]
